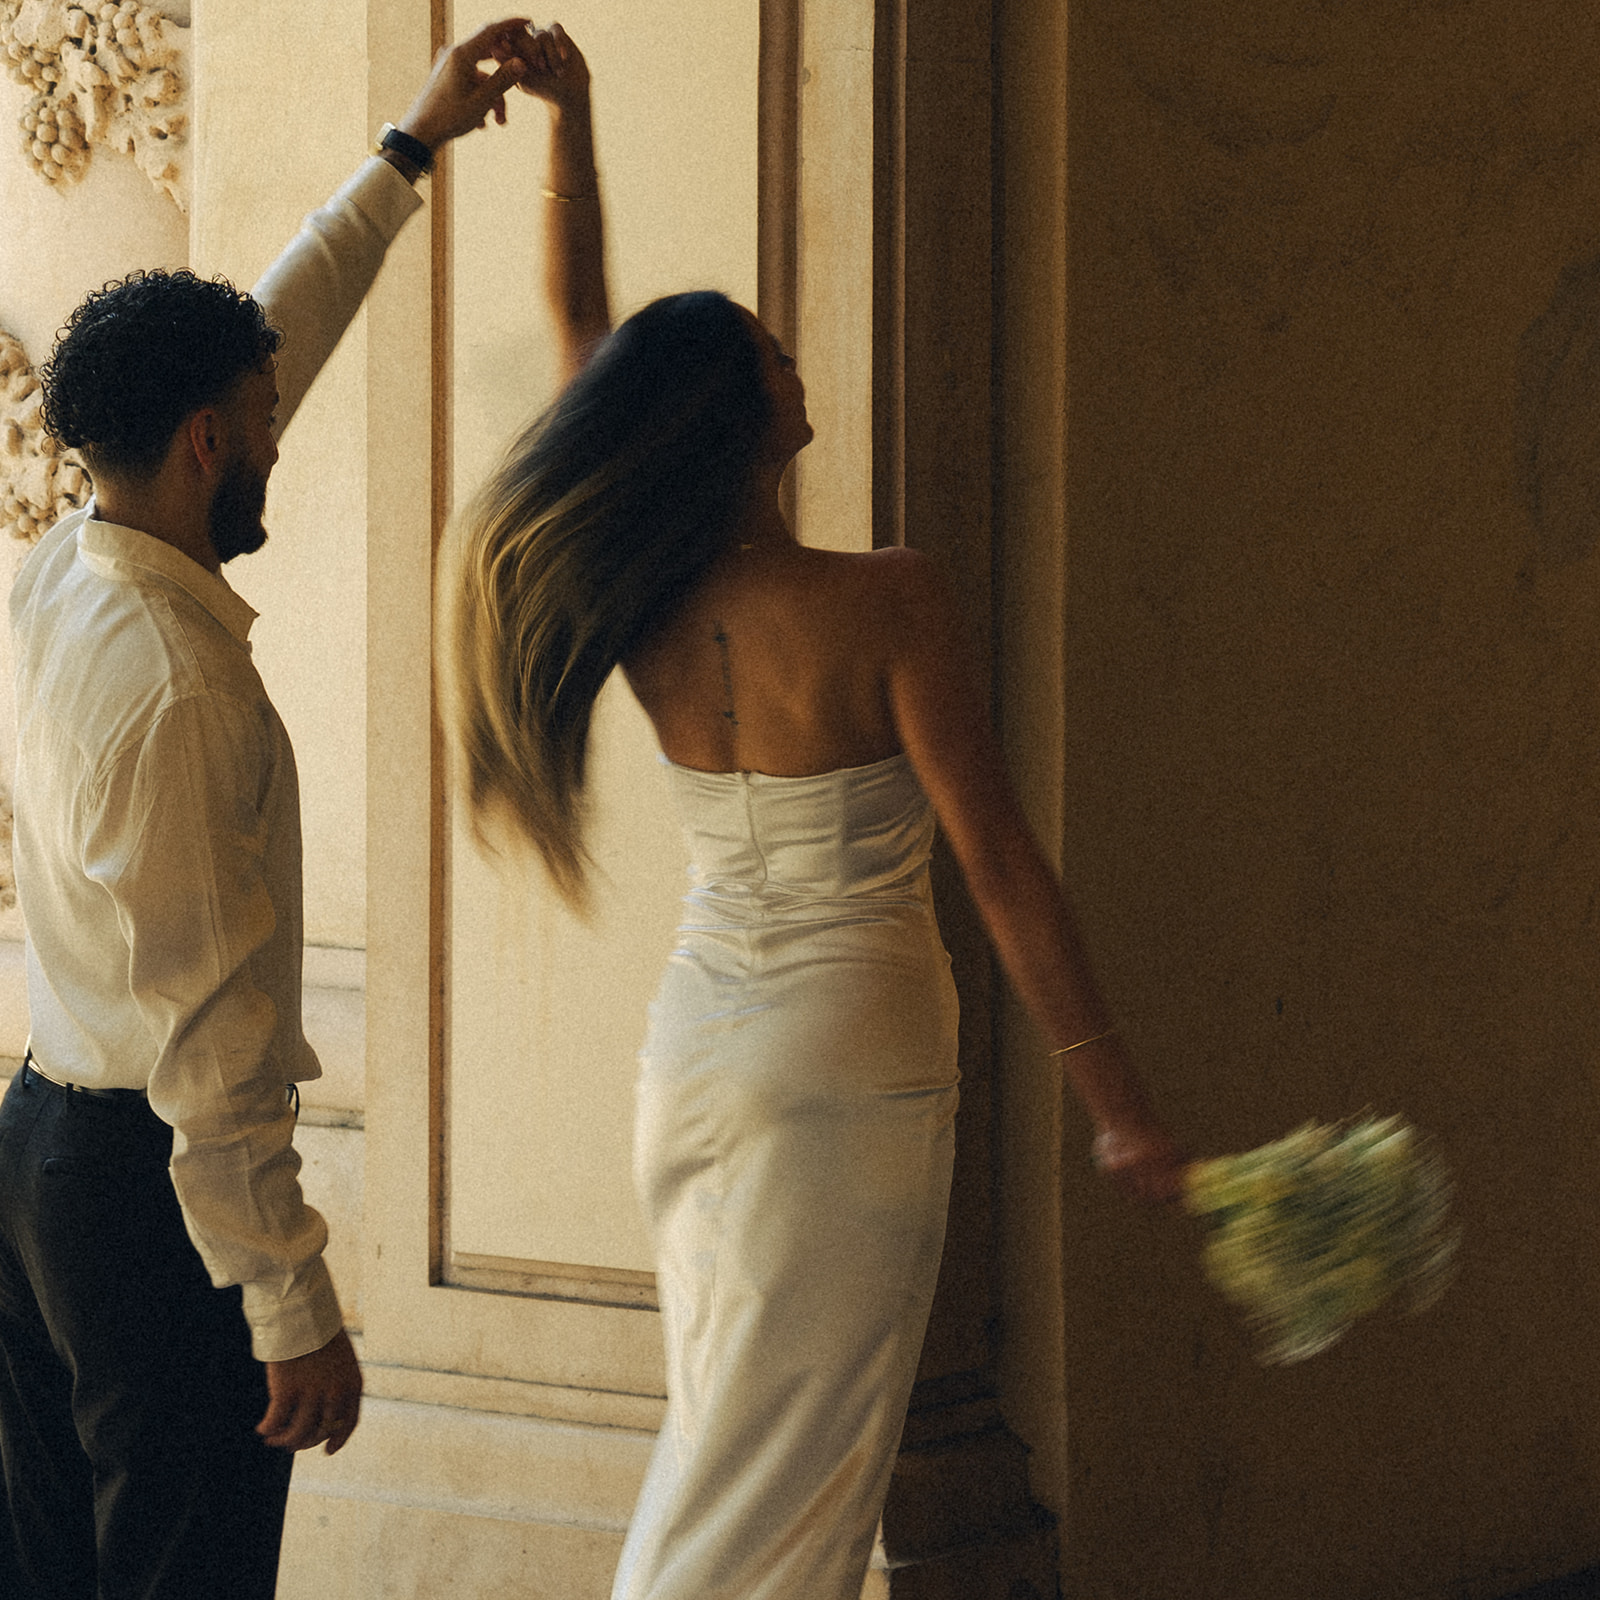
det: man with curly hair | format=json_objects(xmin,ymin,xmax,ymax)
[{"xmin": 0, "ymin": 20, "xmax": 538, "ymax": 1600}]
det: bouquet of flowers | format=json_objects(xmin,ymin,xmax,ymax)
[{"xmin": 1183, "ymin": 1115, "xmax": 1458, "ymax": 1365}]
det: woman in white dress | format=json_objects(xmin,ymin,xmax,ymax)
[{"xmin": 445, "ymin": 27, "xmax": 1186, "ymax": 1600}]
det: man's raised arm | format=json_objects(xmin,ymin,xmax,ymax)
[{"xmin": 254, "ymin": 18, "xmax": 535, "ymax": 438}]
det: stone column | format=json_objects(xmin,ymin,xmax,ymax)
[{"xmin": 862, "ymin": 3, "xmax": 1059, "ymax": 1595}]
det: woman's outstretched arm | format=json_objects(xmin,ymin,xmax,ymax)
[
  {"xmin": 882, "ymin": 548, "xmax": 1186, "ymax": 1203},
  {"xmin": 508, "ymin": 23, "xmax": 612, "ymax": 381}
]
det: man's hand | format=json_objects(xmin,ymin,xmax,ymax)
[
  {"xmin": 394, "ymin": 17, "xmax": 535, "ymax": 156},
  {"xmin": 258, "ymin": 1326, "xmax": 363, "ymax": 1456}
]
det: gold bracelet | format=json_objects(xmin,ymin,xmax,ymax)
[
  {"xmin": 1049, "ymin": 1027, "xmax": 1118, "ymax": 1058},
  {"xmin": 541, "ymin": 186, "xmax": 598, "ymax": 202}
]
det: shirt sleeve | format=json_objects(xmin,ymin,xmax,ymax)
[
  {"xmin": 252, "ymin": 156, "xmax": 425, "ymax": 441},
  {"xmin": 85, "ymin": 693, "xmax": 341, "ymax": 1364}
]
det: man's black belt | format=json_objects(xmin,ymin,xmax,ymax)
[{"xmin": 20, "ymin": 1053, "xmax": 147, "ymax": 1103}]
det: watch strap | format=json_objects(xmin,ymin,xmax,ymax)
[{"xmin": 375, "ymin": 122, "xmax": 434, "ymax": 174}]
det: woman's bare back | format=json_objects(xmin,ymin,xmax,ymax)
[{"xmin": 623, "ymin": 539, "xmax": 913, "ymax": 777}]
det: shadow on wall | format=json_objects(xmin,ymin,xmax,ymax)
[
  {"xmin": 1506, "ymin": 1568, "xmax": 1600, "ymax": 1600},
  {"xmin": 1519, "ymin": 255, "xmax": 1600, "ymax": 569}
]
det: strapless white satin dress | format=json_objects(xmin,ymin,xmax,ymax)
[{"xmin": 612, "ymin": 752, "xmax": 960, "ymax": 1600}]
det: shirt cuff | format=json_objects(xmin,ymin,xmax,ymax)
[
  {"xmin": 241, "ymin": 1254, "xmax": 346, "ymax": 1363},
  {"xmin": 335, "ymin": 155, "xmax": 426, "ymax": 242}
]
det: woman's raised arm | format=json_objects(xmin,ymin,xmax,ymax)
[
  {"xmin": 506, "ymin": 23, "xmax": 612, "ymax": 382},
  {"xmin": 881, "ymin": 547, "xmax": 1186, "ymax": 1203}
]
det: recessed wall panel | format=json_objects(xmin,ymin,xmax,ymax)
[{"xmin": 445, "ymin": 1, "xmax": 757, "ymax": 1273}]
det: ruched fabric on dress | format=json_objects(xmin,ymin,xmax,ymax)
[{"xmin": 614, "ymin": 753, "xmax": 960, "ymax": 1600}]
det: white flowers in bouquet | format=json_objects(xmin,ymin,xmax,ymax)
[{"xmin": 1183, "ymin": 1115, "xmax": 1458, "ymax": 1365}]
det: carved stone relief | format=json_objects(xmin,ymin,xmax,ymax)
[
  {"xmin": 0, "ymin": 327, "xmax": 87, "ymax": 908},
  {"xmin": 1, "ymin": 0, "xmax": 189, "ymax": 209},
  {"xmin": 0, "ymin": 328, "xmax": 88, "ymax": 546}
]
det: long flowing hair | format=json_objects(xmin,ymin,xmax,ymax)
[{"xmin": 440, "ymin": 291, "xmax": 772, "ymax": 907}]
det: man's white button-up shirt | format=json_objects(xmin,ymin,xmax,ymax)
[{"xmin": 9, "ymin": 157, "xmax": 422, "ymax": 1362}]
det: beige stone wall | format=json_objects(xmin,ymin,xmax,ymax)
[
  {"xmin": 191, "ymin": 0, "xmax": 370, "ymax": 955},
  {"xmin": 791, "ymin": 0, "xmax": 873, "ymax": 553},
  {"xmin": 1057, "ymin": 3, "xmax": 1600, "ymax": 1596}
]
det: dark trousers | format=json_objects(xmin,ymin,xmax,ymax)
[{"xmin": 0, "ymin": 1064, "xmax": 293, "ymax": 1600}]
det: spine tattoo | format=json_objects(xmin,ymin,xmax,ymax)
[{"xmin": 712, "ymin": 622, "xmax": 739, "ymax": 730}]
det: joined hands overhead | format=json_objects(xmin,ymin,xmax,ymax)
[
  {"xmin": 495, "ymin": 20, "xmax": 591, "ymax": 113},
  {"xmin": 390, "ymin": 16, "xmax": 542, "ymax": 160}
]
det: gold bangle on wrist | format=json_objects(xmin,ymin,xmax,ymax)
[{"xmin": 1050, "ymin": 1027, "xmax": 1118, "ymax": 1058}]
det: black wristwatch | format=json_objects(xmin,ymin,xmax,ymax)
[{"xmin": 375, "ymin": 122, "xmax": 434, "ymax": 175}]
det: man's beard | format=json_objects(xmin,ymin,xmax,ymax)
[{"xmin": 208, "ymin": 455, "xmax": 269, "ymax": 564}]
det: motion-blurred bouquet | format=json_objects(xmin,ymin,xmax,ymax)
[{"xmin": 1183, "ymin": 1116, "xmax": 1458, "ymax": 1365}]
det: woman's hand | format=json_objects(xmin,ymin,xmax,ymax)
[
  {"xmin": 498, "ymin": 21, "xmax": 591, "ymax": 113},
  {"xmin": 1092, "ymin": 1120, "xmax": 1189, "ymax": 1205}
]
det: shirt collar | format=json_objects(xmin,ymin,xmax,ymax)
[{"xmin": 76, "ymin": 504, "xmax": 259, "ymax": 644}]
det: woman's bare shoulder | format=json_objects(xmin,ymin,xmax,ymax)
[
  {"xmin": 774, "ymin": 548, "xmax": 954, "ymax": 665},
  {"xmin": 802, "ymin": 543, "xmax": 948, "ymax": 602}
]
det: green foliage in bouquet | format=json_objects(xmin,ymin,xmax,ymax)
[{"xmin": 1183, "ymin": 1116, "xmax": 1458, "ymax": 1365}]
